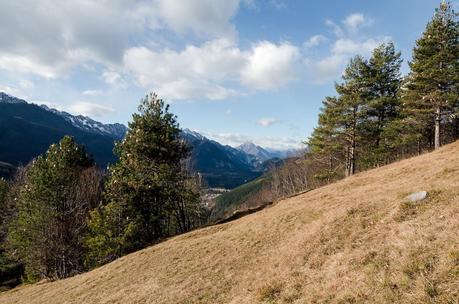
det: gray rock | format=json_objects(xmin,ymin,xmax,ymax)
[{"xmin": 406, "ymin": 191, "xmax": 428, "ymax": 203}]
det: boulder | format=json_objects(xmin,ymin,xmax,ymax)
[{"xmin": 406, "ymin": 191, "xmax": 428, "ymax": 203}]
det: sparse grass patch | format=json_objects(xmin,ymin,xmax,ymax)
[
  {"xmin": 395, "ymin": 189, "xmax": 442, "ymax": 222},
  {"xmin": 361, "ymin": 250, "xmax": 390, "ymax": 272},
  {"xmin": 448, "ymin": 249, "xmax": 459, "ymax": 278},
  {"xmin": 256, "ymin": 281, "xmax": 283, "ymax": 303},
  {"xmin": 423, "ymin": 278, "xmax": 439, "ymax": 299},
  {"xmin": 448, "ymin": 249, "xmax": 459, "ymax": 266},
  {"xmin": 402, "ymin": 250, "xmax": 437, "ymax": 280}
]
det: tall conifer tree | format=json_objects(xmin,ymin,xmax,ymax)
[
  {"xmin": 85, "ymin": 93, "xmax": 201, "ymax": 267},
  {"xmin": 362, "ymin": 42, "xmax": 403, "ymax": 165},
  {"xmin": 7, "ymin": 136, "xmax": 97, "ymax": 281},
  {"xmin": 335, "ymin": 55, "xmax": 369, "ymax": 176},
  {"xmin": 403, "ymin": 1, "xmax": 459, "ymax": 149}
]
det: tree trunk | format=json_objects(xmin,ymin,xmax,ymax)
[
  {"xmin": 435, "ymin": 106, "xmax": 441, "ymax": 150},
  {"xmin": 349, "ymin": 141, "xmax": 355, "ymax": 176}
]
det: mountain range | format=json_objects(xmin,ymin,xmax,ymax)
[{"xmin": 0, "ymin": 92, "xmax": 298, "ymax": 188}]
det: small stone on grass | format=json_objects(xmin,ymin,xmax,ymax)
[{"xmin": 406, "ymin": 191, "xmax": 428, "ymax": 203}]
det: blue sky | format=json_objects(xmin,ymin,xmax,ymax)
[{"xmin": 0, "ymin": 0, "xmax": 452, "ymax": 149}]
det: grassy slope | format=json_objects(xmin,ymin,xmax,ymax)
[{"xmin": 1, "ymin": 142, "xmax": 459, "ymax": 303}]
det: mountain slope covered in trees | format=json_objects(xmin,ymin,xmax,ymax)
[
  {"xmin": 1, "ymin": 140, "xmax": 458, "ymax": 304},
  {"xmin": 0, "ymin": 94, "xmax": 277, "ymax": 189}
]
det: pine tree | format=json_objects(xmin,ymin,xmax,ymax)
[
  {"xmin": 0, "ymin": 179, "xmax": 7, "ymax": 220},
  {"xmin": 85, "ymin": 93, "xmax": 202, "ymax": 267},
  {"xmin": 403, "ymin": 1, "xmax": 459, "ymax": 150},
  {"xmin": 361, "ymin": 42, "xmax": 403, "ymax": 165},
  {"xmin": 0, "ymin": 175, "xmax": 24, "ymax": 290},
  {"xmin": 335, "ymin": 55, "xmax": 369, "ymax": 176},
  {"xmin": 7, "ymin": 136, "xmax": 99, "ymax": 281},
  {"xmin": 307, "ymin": 96, "xmax": 346, "ymax": 182},
  {"xmin": 308, "ymin": 56, "xmax": 369, "ymax": 177}
]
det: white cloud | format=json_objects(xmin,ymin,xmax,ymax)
[
  {"xmin": 241, "ymin": 41, "xmax": 300, "ymax": 90},
  {"xmin": 332, "ymin": 38, "xmax": 386, "ymax": 55},
  {"xmin": 123, "ymin": 39, "xmax": 244, "ymax": 100},
  {"xmin": 102, "ymin": 70, "xmax": 126, "ymax": 87},
  {"xmin": 0, "ymin": 1, "xmax": 138, "ymax": 78},
  {"xmin": 304, "ymin": 35, "xmax": 328, "ymax": 49},
  {"xmin": 343, "ymin": 13, "xmax": 372, "ymax": 32},
  {"xmin": 325, "ymin": 19, "xmax": 344, "ymax": 37},
  {"xmin": 0, "ymin": 85, "xmax": 27, "ymax": 99},
  {"xmin": 0, "ymin": 0, "xmax": 249, "ymax": 79},
  {"xmin": 308, "ymin": 37, "xmax": 390, "ymax": 85},
  {"xmin": 326, "ymin": 13, "xmax": 373, "ymax": 37},
  {"xmin": 69, "ymin": 101, "xmax": 115, "ymax": 118},
  {"xmin": 203, "ymin": 132, "xmax": 302, "ymax": 150},
  {"xmin": 124, "ymin": 39, "xmax": 300, "ymax": 100},
  {"xmin": 156, "ymin": 0, "xmax": 241, "ymax": 38},
  {"xmin": 307, "ymin": 13, "xmax": 390, "ymax": 85},
  {"xmin": 82, "ymin": 90, "xmax": 103, "ymax": 96},
  {"xmin": 257, "ymin": 117, "xmax": 280, "ymax": 127},
  {"xmin": 19, "ymin": 80, "xmax": 34, "ymax": 89},
  {"xmin": 269, "ymin": 0, "xmax": 288, "ymax": 9},
  {"xmin": 0, "ymin": 55, "xmax": 64, "ymax": 79}
]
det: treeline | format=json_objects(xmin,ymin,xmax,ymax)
[
  {"xmin": 209, "ymin": 2, "xmax": 459, "ymax": 223},
  {"xmin": 215, "ymin": 2, "xmax": 459, "ymax": 219},
  {"xmin": 0, "ymin": 94, "xmax": 206, "ymax": 285},
  {"xmin": 307, "ymin": 2, "xmax": 459, "ymax": 182}
]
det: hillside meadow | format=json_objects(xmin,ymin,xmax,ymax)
[{"xmin": 1, "ymin": 141, "xmax": 458, "ymax": 304}]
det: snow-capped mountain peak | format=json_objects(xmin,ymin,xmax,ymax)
[
  {"xmin": 43, "ymin": 108, "xmax": 127, "ymax": 139},
  {"xmin": 237, "ymin": 142, "xmax": 272, "ymax": 162},
  {"xmin": 0, "ymin": 92, "xmax": 27, "ymax": 104},
  {"xmin": 1, "ymin": 92, "xmax": 127, "ymax": 139},
  {"xmin": 182, "ymin": 128, "xmax": 208, "ymax": 142}
]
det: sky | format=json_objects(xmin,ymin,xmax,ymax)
[{"xmin": 0, "ymin": 0, "xmax": 454, "ymax": 150}]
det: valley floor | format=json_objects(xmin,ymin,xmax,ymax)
[{"xmin": 1, "ymin": 142, "xmax": 459, "ymax": 303}]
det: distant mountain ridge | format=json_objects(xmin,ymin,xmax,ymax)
[
  {"xmin": 0, "ymin": 92, "xmax": 125, "ymax": 168},
  {"xmin": 0, "ymin": 92, "xmax": 294, "ymax": 188},
  {"xmin": 0, "ymin": 92, "xmax": 127, "ymax": 139},
  {"xmin": 237, "ymin": 142, "xmax": 272, "ymax": 163},
  {"xmin": 181, "ymin": 129, "xmax": 262, "ymax": 188}
]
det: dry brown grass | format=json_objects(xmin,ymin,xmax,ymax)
[{"xmin": 1, "ymin": 142, "xmax": 459, "ymax": 303}]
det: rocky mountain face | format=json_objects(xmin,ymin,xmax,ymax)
[
  {"xmin": 181, "ymin": 129, "xmax": 262, "ymax": 189},
  {"xmin": 40, "ymin": 104, "xmax": 127, "ymax": 139},
  {"xmin": 237, "ymin": 142, "xmax": 273, "ymax": 163}
]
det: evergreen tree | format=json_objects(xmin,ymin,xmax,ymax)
[
  {"xmin": 0, "ymin": 179, "xmax": 6, "ymax": 207},
  {"xmin": 362, "ymin": 42, "xmax": 403, "ymax": 165},
  {"xmin": 307, "ymin": 96, "xmax": 346, "ymax": 182},
  {"xmin": 0, "ymin": 175, "xmax": 24, "ymax": 290},
  {"xmin": 85, "ymin": 93, "xmax": 202, "ymax": 267},
  {"xmin": 334, "ymin": 55, "xmax": 369, "ymax": 176},
  {"xmin": 7, "ymin": 136, "xmax": 99, "ymax": 281},
  {"xmin": 403, "ymin": 1, "xmax": 459, "ymax": 150},
  {"xmin": 308, "ymin": 56, "xmax": 369, "ymax": 177}
]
